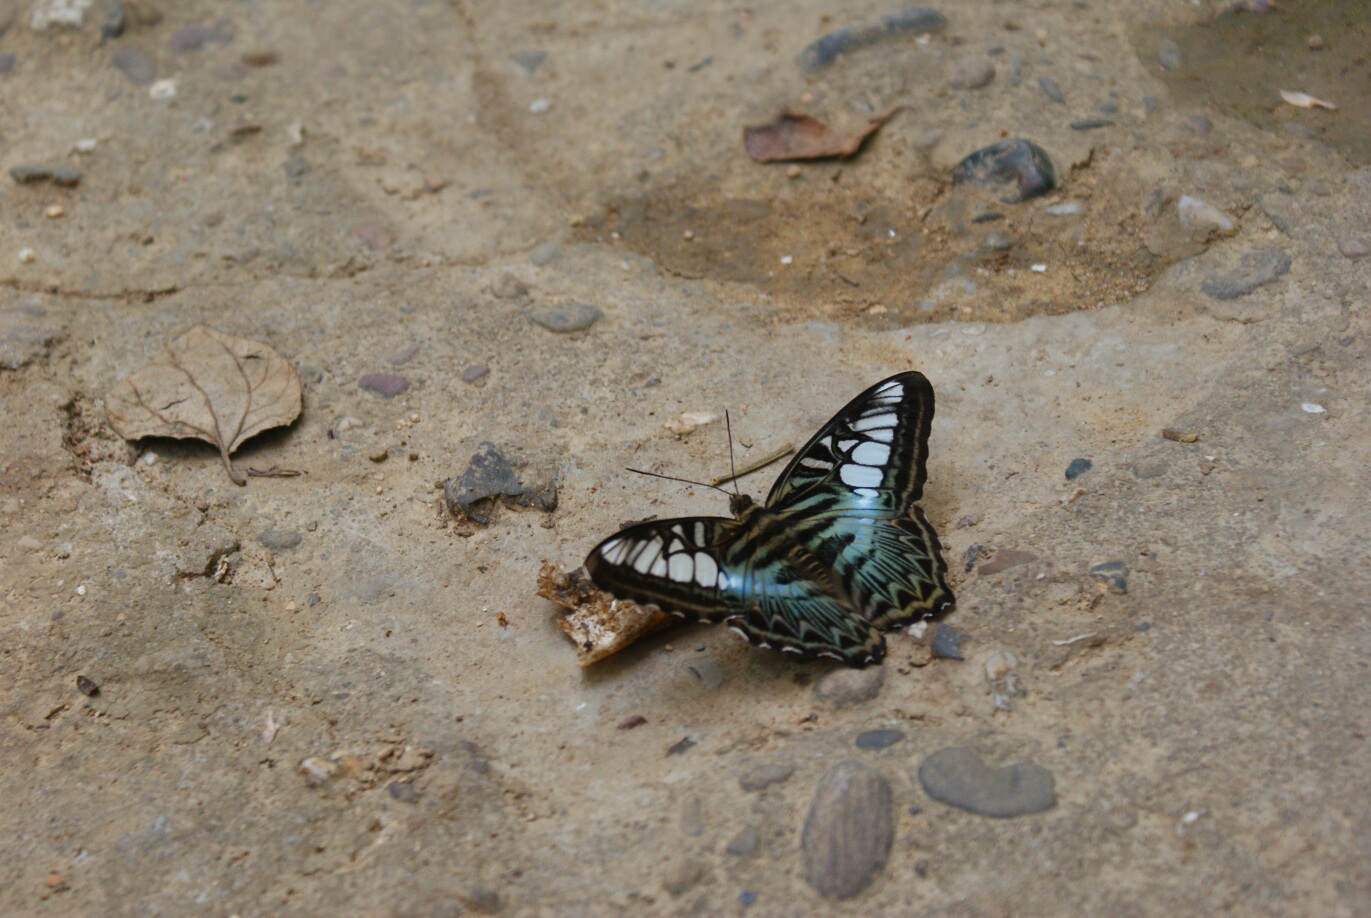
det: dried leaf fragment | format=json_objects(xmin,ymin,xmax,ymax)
[
  {"xmin": 106, "ymin": 326, "xmax": 302, "ymax": 486},
  {"xmin": 744, "ymin": 107, "xmax": 905, "ymax": 163},
  {"xmin": 1278, "ymin": 90, "xmax": 1336, "ymax": 110},
  {"xmin": 537, "ymin": 562, "xmax": 674, "ymax": 665}
]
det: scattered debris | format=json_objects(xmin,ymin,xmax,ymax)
[
  {"xmin": 798, "ymin": 8, "xmax": 947, "ymax": 71},
  {"xmin": 952, "ymin": 139, "xmax": 1056, "ymax": 203},
  {"xmin": 444, "ymin": 442, "xmax": 557, "ymax": 524},
  {"xmin": 1278, "ymin": 90, "xmax": 1336, "ymax": 110},
  {"xmin": 106, "ymin": 326, "xmax": 303, "ymax": 486},
  {"xmin": 76, "ymin": 675, "xmax": 100, "ymax": 697},
  {"xmin": 537, "ymin": 563, "xmax": 674, "ymax": 664},
  {"xmin": 1089, "ymin": 561, "xmax": 1129, "ymax": 594},
  {"xmin": 744, "ymin": 108, "xmax": 904, "ymax": 163}
]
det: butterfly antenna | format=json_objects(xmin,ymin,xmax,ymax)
[
  {"xmin": 625, "ymin": 467, "xmax": 732, "ymax": 496},
  {"xmin": 724, "ymin": 409, "xmax": 740, "ymax": 497}
]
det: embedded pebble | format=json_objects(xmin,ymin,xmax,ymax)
[
  {"xmin": 257, "ymin": 530, "xmax": 303, "ymax": 552},
  {"xmin": 660, "ymin": 859, "xmax": 704, "ymax": 896},
  {"xmin": 1338, "ymin": 237, "xmax": 1369, "ymax": 259},
  {"xmin": 491, "ymin": 273, "xmax": 528, "ymax": 299},
  {"xmin": 510, "ymin": 50, "xmax": 547, "ymax": 73},
  {"xmin": 358, "ymin": 373, "xmax": 409, "ymax": 397},
  {"xmin": 0, "ymin": 53, "xmax": 15, "ymax": 74},
  {"xmin": 1181, "ymin": 113, "xmax": 1213, "ymax": 134},
  {"xmin": 353, "ymin": 222, "xmax": 395, "ymax": 251},
  {"xmin": 1069, "ymin": 118, "xmax": 1113, "ymax": 130},
  {"xmin": 725, "ymin": 825, "xmax": 759, "ymax": 856},
  {"xmin": 798, "ymin": 7, "xmax": 948, "ymax": 71},
  {"xmin": 1097, "ymin": 101, "xmax": 1118, "ymax": 114},
  {"xmin": 528, "ymin": 302, "xmax": 602, "ymax": 333},
  {"xmin": 930, "ymin": 623, "xmax": 970, "ymax": 660},
  {"xmin": 739, "ymin": 763, "xmax": 795, "ymax": 792},
  {"xmin": 1038, "ymin": 76, "xmax": 1065, "ymax": 103},
  {"xmin": 977, "ymin": 548, "xmax": 1036, "ymax": 575},
  {"xmin": 1065, "ymin": 458, "xmax": 1092, "ymax": 479},
  {"xmin": 1158, "ymin": 38, "xmax": 1182, "ymax": 71},
  {"xmin": 685, "ymin": 658, "xmax": 725, "ymax": 689},
  {"xmin": 76, "ymin": 675, "xmax": 100, "ymax": 697},
  {"xmin": 1044, "ymin": 202, "xmax": 1082, "ymax": 216},
  {"xmin": 1200, "ymin": 248, "xmax": 1291, "ymax": 300},
  {"xmin": 801, "ymin": 761, "xmax": 893, "ymax": 900},
  {"xmin": 953, "ymin": 139, "xmax": 1056, "ymax": 203},
  {"xmin": 387, "ymin": 342, "xmax": 420, "ymax": 365},
  {"xmin": 1089, "ymin": 561, "xmax": 1129, "ymax": 594},
  {"xmin": 918, "ymin": 747, "xmax": 1056, "ymax": 817},
  {"xmin": 1177, "ymin": 195, "xmax": 1234, "ymax": 233},
  {"xmin": 29, "ymin": 0, "xmax": 92, "ymax": 30},
  {"xmin": 10, "ymin": 165, "xmax": 81, "ymax": 186},
  {"xmin": 170, "ymin": 25, "xmax": 233, "ymax": 52},
  {"xmin": 460, "ymin": 364, "xmax": 490, "ymax": 383},
  {"xmin": 813, "ymin": 665, "xmax": 885, "ymax": 705},
  {"xmin": 529, "ymin": 241, "xmax": 561, "ymax": 265},
  {"xmin": 949, "ymin": 55, "xmax": 995, "ymax": 90},
  {"xmin": 855, "ymin": 729, "xmax": 904, "ymax": 750}
]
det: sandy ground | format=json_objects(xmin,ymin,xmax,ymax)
[{"xmin": 2, "ymin": 0, "xmax": 1369, "ymax": 915}]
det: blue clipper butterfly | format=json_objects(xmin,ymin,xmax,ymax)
[{"xmin": 584, "ymin": 372, "xmax": 954, "ymax": 667}]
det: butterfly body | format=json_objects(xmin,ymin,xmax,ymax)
[{"xmin": 585, "ymin": 372, "xmax": 954, "ymax": 667}]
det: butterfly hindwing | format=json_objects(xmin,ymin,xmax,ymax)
[
  {"xmin": 766, "ymin": 371, "xmax": 934, "ymax": 515},
  {"xmin": 816, "ymin": 506, "xmax": 954, "ymax": 631},
  {"xmin": 585, "ymin": 516, "xmax": 885, "ymax": 664}
]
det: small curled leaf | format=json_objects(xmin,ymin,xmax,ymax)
[{"xmin": 106, "ymin": 326, "xmax": 303, "ymax": 485}]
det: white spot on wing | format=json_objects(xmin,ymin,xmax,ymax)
[
  {"xmin": 850, "ymin": 412, "xmax": 897, "ymax": 431},
  {"xmin": 866, "ymin": 427, "xmax": 895, "ymax": 443},
  {"xmin": 650, "ymin": 554, "xmax": 668, "ymax": 577},
  {"xmin": 695, "ymin": 553, "xmax": 718, "ymax": 588},
  {"xmin": 694, "ymin": 521, "xmax": 705, "ymax": 544},
  {"xmin": 799, "ymin": 457, "xmax": 832, "ymax": 470},
  {"xmin": 837, "ymin": 439, "xmax": 857, "ymax": 452},
  {"xmin": 876, "ymin": 381, "xmax": 902, "ymax": 395},
  {"xmin": 632, "ymin": 540, "xmax": 661, "ymax": 574},
  {"xmin": 851, "ymin": 441, "xmax": 890, "ymax": 466},
  {"xmin": 840, "ymin": 463, "xmax": 883, "ymax": 488},
  {"xmin": 668, "ymin": 553, "xmax": 693, "ymax": 582}
]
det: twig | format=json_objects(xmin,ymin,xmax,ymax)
[{"xmin": 710, "ymin": 443, "xmax": 795, "ymax": 486}]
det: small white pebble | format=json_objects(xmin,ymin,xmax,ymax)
[
  {"xmin": 76, "ymin": 585, "xmax": 86, "ymax": 596},
  {"xmin": 1031, "ymin": 263, "xmax": 1048, "ymax": 273},
  {"xmin": 780, "ymin": 255, "xmax": 793, "ymax": 265},
  {"xmin": 149, "ymin": 79, "xmax": 178, "ymax": 100},
  {"xmin": 1301, "ymin": 402, "xmax": 1326, "ymax": 414},
  {"xmin": 73, "ymin": 138, "xmax": 98, "ymax": 153},
  {"xmin": 529, "ymin": 98, "xmax": 551, "ymax": 114},
  {"xmin": 18, "ymin": 247, "xmax": 36, "ymax": 263}
]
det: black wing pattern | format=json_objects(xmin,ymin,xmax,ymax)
[
  {"xmin": 583, "ymin": 371, "xmax": 953, "ymax": 666},
  {"xmin": 584, "ymin": 516, "xmax": 884, "ymax": 665}
]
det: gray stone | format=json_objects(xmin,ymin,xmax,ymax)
[
  {"xmin": 0, "ymin": 53, "xmax": 16, "ymax": 74},
  {"xmin": 112, "ymin": 47, "xmax": 156, "ymax": 85},
  {"xmin": 528, "ymin": 302, "xmax": 602, "ymax": 333},
  {"xmin": 1200, "ymin": 248, "xmax": 1291, "ymax": 300},
  {"xmin": 738, "ymin": 763, "xmax": 795, "ymax": 792},
  {"xmin": 169, "ymin": 25, "xmax": 233, "ymax": 52},
  {"xmin": 814, "ymin": 665, "xmax": 885, "ymax": 705},
  {"xmin": 444, "ymin": 442, "xmax": 522, "ymax": 524},
  {"xmin": 1338, "ymin": 237, "xmax": 1370, "ymax": 259},
  {"xmin": 1065, "ymin": 458, "xmax": 1092, "ymax": 479},
  {"xmin": 510, "ymin": 50, "xmax": 547, "ymax": 73},
  {"xmin": 1069, "ymin": 118, "xmax": 1114, "ymax": 130},
  {"xmin": 1158, "ymin": 38, "xmax": 1182, "ymax": 70},
  {"xmin": 460, "ymin": 364, "xmax": 489, "ymax": 383},
  {"xmin": 918, "ymin": 747, "xmax": 1056, "ymax": 818},
  {"xmin": 359, "ymin": 373, "xmax": 409, "ymax": 397},
  {"xmin": 257, "ymin": 529, "xmax": 303, "ymax": 552},
  {"xmin": 930, "ymin": 624, "xmax": 969, "ymax": 660},
  {"xmin": 855, "ymin": 729, "xmax": 904, "ymax": 750},
  {"xmin": 10, "ymin": 165, "xmax": 80, "ymax": 186},
  {"xmin": 949, "ymin": 55, "xmax": 995, "ymax": 90},
  {"xmin": 529, "ymin": 241, "xmax": 561, "ymax": 266},
  {"xmin": 0, "ymin": 306, "xmax": 62, "ymax": 370},
  {"xmin": 660, "ymin": 858, "xmax": 703, "ymax": 896},
  {"xmin": 725, "ymin": 825, "xmax": 759, "ymax": 856},
  {"xmin": 1089, "ymin": 561, "xmax": 1128, "ymax": 594},
  {"xmin": 798, "ymin": 8, "xmax": 948, "ymax": 71},
  {"xmin": 953, "ymin": 139, "xmax": 1056, "ymax": 203},
  {"xmin": 1038, "ymin": 76, "xmax": 1065, "ymax": 103},
  {"xmin": 685, "ymin": 658, "xmax": 724, "ymax": 689},
  {"xmin": 801, "ymin": 761, "xmax": 893, "ymax": 900},
  {"xmin": 176, "ymin": 521, "xmax": 240, "ymax": 576}
]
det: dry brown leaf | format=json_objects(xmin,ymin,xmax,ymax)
[
  {"xmin": 106, "ymin": 326, "xmax": 303, "ymax": 486},
  {"xmin": 1278, "ymin": 90, "xmax": 1336, "ymax": 110},
  {"xmin": 743, "ymin": 107, "xmax": 905, "ymax": 163}
]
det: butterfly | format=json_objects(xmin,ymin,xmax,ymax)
[{"xmin": 584, "ymin": 372, "xmax": 954, "ymax": 667}]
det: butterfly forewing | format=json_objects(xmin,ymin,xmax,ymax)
[{"xmin": 766, "ymin": 371, "xmax": 934, "ymax": 515}]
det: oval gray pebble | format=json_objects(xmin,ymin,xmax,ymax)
[
  {"xmin": 460, "ymin": 364, "xmax": 489, "ymax": 383},
  {"xmin": 1158, "ymin": 38, "xmax": 1182, "ymax": 70},
  {"xmin": 112, "ymin": 47, "xmax": 156, "ymax": 84},
  {"xmin": 170, "ymin": 25, "xmax": 233, "ymax": 52},
  {"xmin": 257, "ymin": 530, "xmax": 303, "ymax": 551},
  {"xmin": 855, "ymin": 729, "xmax": 904, "ymax": 750},
  {"xmin": 529, "ymin": 303, "xmax": 602, "ymax": 333},
  {"xmin": 949, "ymin": 55, "xmax": 995, "ymax": 90},
  {"xmin": 1338, "ymin": 237, "xmax": 1369, "ymax": 259},
  {"xmin": 1038, "ymin": 76, "xmax": 1065, "ymax": 103},
  {"xmin": 802, "ymin": 761, "xmax": 893, "ymax": 900},
  {"xmin": 738, "ymin": 763, "xmax": 795, "ymax": 792},
  {"xmin": 1200, "ymin": 248, "xmax": 1291, "ymax": 300},
  {"xmin": 529, "ymin": 241, "xmax": 561, "ymax": 266},
  {"xmin": 359, "ymin": 373, "xmax": 409, "ymax": 397},
  {"xmin": 814, "ymin": 665, "xmax": 885, "ymax": 705},
  {"xmin": 918, "ymin": 747, "xmax": 1056, "ymax": 818}
]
